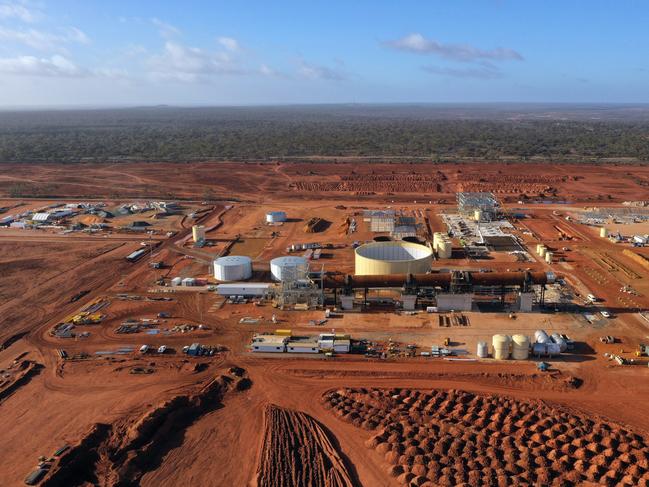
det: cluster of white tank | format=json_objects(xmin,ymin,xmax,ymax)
[
  {"xmin": 536, "ymin": 243, "xmax": 553, "ymax": 263},
  {"xmin": 212, "ymin": 254, "xmax": 309, "ymax": 282},
  {"xmin": 265, "ymin": 211, "xmax": 287, "ymax": 224},
  {"xmin": 433, "ymin": 232, "xmax": 452, "ymax": 259},
  {"xmin": 488, "ymin": 334, "xmax": 530, "ymax": 360},
  {"xmin": 533, "ymin": 330, "xmax": 565, "ymax": 356}
]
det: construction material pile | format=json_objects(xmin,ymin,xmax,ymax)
[{"xmin": 304, "ymin": 217, "xmax": 329, "ymax": 233}]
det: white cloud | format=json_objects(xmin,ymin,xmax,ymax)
[
  {"xmin": 151, "ymin": 17, "xmax": 180, "ymax": 39},
  {"xmin": 298, "ymin": 60, "xmax": 345, "ymax": 81},
  {"xmin": 386, "ymin": 33, "xmax": 523, "ymax": 62},
  {"xmin": 218, "ymin": 36, "xmax": 240, "ymax": 52},
  {"xmin": 0, "ymin": 54, "xmax": 84, "ymax": 77},
  {"xmin": 0, "ymin": 2, "xmax": 38, "ymax": 23},
  {"xmin": 259, "ymin": 63, "xmax": 275, "ymax": 76},
  {"xmin": 0, "ymin": 26, "xmax": 90, "ymax": 51},
  {"xmin": 148, "ymin": 41, "xmax": 244, "ymax": 82}
]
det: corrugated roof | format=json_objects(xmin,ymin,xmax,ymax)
[{"xmin": 32, "ymin": 212, "xmax": 50, "ymax": 221}]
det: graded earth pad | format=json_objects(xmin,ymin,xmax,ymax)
[
  {"xmin": 324, "ymin": 387, "xmax": 649, "ymax": 486},
  {"xmin": 256, "ymin": 404, "xmax": 356, "ymax": 487}
]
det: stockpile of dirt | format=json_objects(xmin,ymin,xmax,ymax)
[
  {"xmin": 323, "ymin": 388, "xmax": 649, "ymax": 486},
  {"xmin": 43, "ymin": 373, "xmax": 236, "ymax": 487},
  {"xmin": 256, "ymin": 404, "xmax": 355, "ymax": 487}
]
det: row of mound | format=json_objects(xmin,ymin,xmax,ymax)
[
  {"xmin": 323, "ymin": 387, "xmax": 649, "ymax": 487},
  {"xmin": 256, "ymin": 404, "xmax": 355, "ymax": 487}
]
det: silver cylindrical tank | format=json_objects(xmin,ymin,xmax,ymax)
[
  {"xmin": 266, "ymin": 211, "xmax": 287, "ymax": 223},
  {"xmin": 511, "ymin": 334, "xmax": 530, "ymax": 360},
  {"xmin": 534, "ymin": 330, "xmax": 551, "ymax": 344},
  {"xmin": 492, "ymin": 334, "xmax": 511, "ymax": 360},
  {"xmin": 270, "ymin": 256, "xmax": 308, "ymax": 281},
  {"xmin": 213, "ymin": 256, "xmax": 253, "ymax": 281},
  {"xmin": 477, "ymin": 341, "xmax": 489, "ymax": 358},
  {"xmin": 551, "ymin": 333, "xmax": 567, "ymax": 352}
]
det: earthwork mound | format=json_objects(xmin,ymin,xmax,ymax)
[
  {"xmin": 256, "ymin": 404, "xmax": 355, "ymax": 487},
  {"xmin": 323, "ymin": 388, "xmax": 649, "ymax": 486}
]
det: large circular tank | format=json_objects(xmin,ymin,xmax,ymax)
[
  {"xmin": 511, "ymin": 334, "xmax": 530, "ymax": 360},
  {"xmin": 476, "ymin": 341, "xmax": 489, "ymax": 358},
  {"xmin": 213, "ymin": 255, "xmax": 252, "ymax": 281},
  {"xmin": 534, "ymin": 330, "xmax": 551, "ymax": 344},
  {"xmin": 492, "ymin": 334, "xmax": 511, "ymax": 360},
  {"xmin": 265, "ymin": 211, "xmax": 287, "ymax": 223},
  {"xmin": 354, "ymin": 241, "xmax": 432, "ymax": 276},
  {"xmin": 270, "ymin": 256, "xmax": 308, "ymax": 281}
]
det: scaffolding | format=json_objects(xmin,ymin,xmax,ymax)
[{"xmin": 274, "ymin": 264, "xmax": 324, "ymax": 309}]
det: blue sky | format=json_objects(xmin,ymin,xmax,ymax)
[{"xmin": 0, "ymin": 0, "xmax": 647, "ymax": 106}]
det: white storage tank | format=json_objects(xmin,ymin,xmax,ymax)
[
  {"xmin": 474, "ymin": 210, "xmax": 482, "ymax": 222},
  {"xmin": 192, "ymin": 225, "xmax": 206, "ymax": 243},
  {"xmin": 182, "ymin": 277, "xmax": 196, "ymax": 286},
  {"xmin": 534, "ymin": 329, "xmax": 551, "ymax": 344},
  {"xmin": 476, "ymin": 341, "xmax": 489, "ymax": 358},
  {"xmin": 538, "ymin": 246, "xmax": 547, "ymax": 258},
  {"xmin": 171, "ymin": 277, "xmax": 182, "ymax": 287},
  {"xmin": 600, "ymin": 227, "xmax": 608, "ymax": 238},
  {"xmin": 545, "ymin": 251, "xmax": 553, "ymax": 264},
  {"xmin": 266, "ymin": 211, "xmax": 287, "ymax": 223},
  {"xmin": 437, "ymin": 239, "xmax": 452, "ymax": 259},
  {"xmin": 433, "ymin": 232, "xmax": 444, "ymax": 251},
  {"xmin": 511, "ymin": 334, "xmax": 530, "ymax": 360},
  {"xmin": 492, "ymin": 334, "xmax": 511, "ymax": 360},
  {"xmin": 213, "ymin": 256, "xmax": 253, "ymax": 282},
  {"xmin": 270, "ymin": 256, "xmax": 308, "ymax": 281}
]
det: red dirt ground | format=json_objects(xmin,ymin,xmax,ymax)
[{"xmin": 1, "ymin": 162, "xmax": 649, "ymax": 486}]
